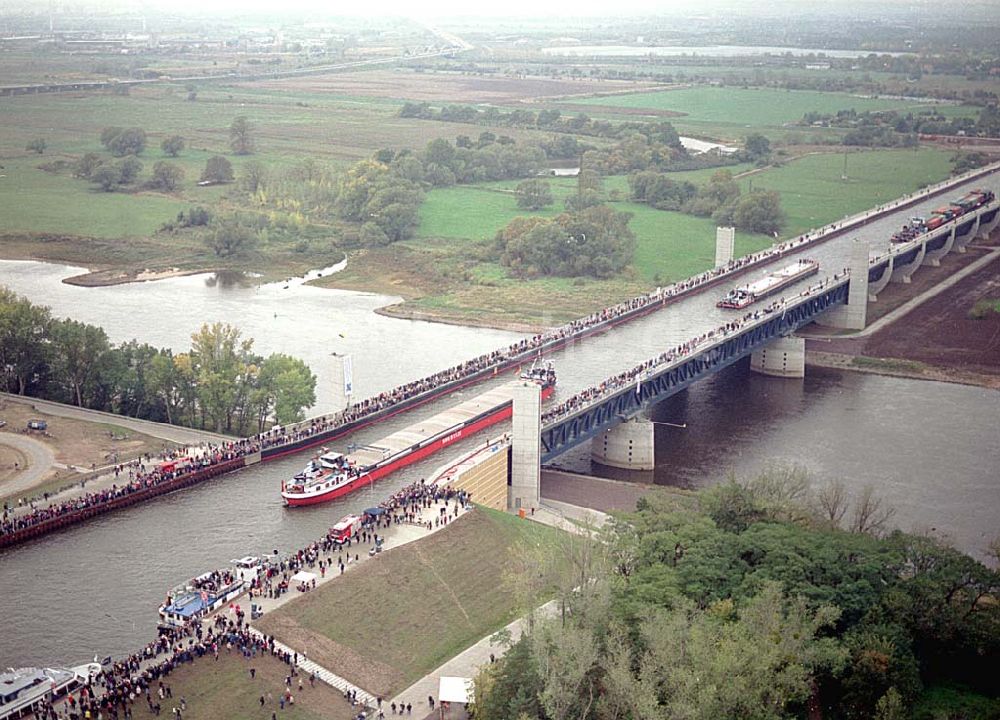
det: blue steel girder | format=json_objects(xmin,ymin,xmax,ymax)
[{"xmin": 539, "ymin": 281, "xmax": 849, "ymax": 462}]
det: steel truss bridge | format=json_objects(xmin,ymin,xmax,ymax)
[{"xmin": 539, "ymin": 280, "xmax": 850, "ymax": 462}]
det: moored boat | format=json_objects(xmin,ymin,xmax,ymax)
[
  {"xmin": 0, "ymin": 664, "xmax": 101, "ymax": 720},
  {"xmin": 280, "ymin": 363, "xmax": 556, "ymax": 507},
  {"xmin": 716, "ymin": 259, "xmax": 820, "ymax": 309},
  {"xmin": 157, "ymin": 565, "xmax": 246, "ymax": 630}
]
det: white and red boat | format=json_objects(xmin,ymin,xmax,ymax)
[
  {"xmin": 716, "ymin": 258, "xmax": 819, "ymax": 309},
  {"xmin": 280, "ymin": 363, "xmax": 556, "ymax": 506}
]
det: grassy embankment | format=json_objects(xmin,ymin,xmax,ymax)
[
  {"xmin": 125, "ymin": 649, "xmax": 356, "ymax": 720},
  {"xmin": 324, "ymin": 147, "xmax": 953, "ymax": 328},
  {"xmin": 256, "ymin": 508, "xmax": 569, "ymax": 699}
]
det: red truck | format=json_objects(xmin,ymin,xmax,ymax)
[{"xmin": 329, "ymin": 514, "xmax": 362, "ymax": 544}]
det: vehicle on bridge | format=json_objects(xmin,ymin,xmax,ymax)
[
  {"xmin": 716, "ymin": 259, "xmax": 820, "ymax": 310},
  {"xmin": 893, "ymin": 188, "xmax": 996, "ymax": 240},
  {"xmin": 280, "ymin": 363, "xmax": 557, "ymax": 506}
]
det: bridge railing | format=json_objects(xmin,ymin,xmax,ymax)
[{"xmin": 541, "ymin": 272, "xmax": 851, "ymax": 431}]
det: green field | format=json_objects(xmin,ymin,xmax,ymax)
[
  {"xmin": 738, "ymin": 148, "xmax": 954, "ymax": 238},
  {"xmin": 562, "ymin": 86, "xmax": 957, "ymax": 126},
  {"xmin": 257, "ymin": 508, "xmax": 569, "ymax": 697}
]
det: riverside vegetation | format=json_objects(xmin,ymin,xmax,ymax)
[{"xmin": 473, "ymin": 470, "xmax": 1000, "ymax": 720}]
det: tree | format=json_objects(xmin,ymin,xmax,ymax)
[
  {"xmin": 229, "ymin": 116, "xmax": 255, "ymax": 155},
  {"xmin": 50, "ymin": 319, "xmax": 111, "ymax": 407},
  {"xmin": 100, "ymin": 126, "xmax": 147, "ymax": 156},
  {"xmin": 200, "ymin": 156, "xmax": 234, "ymax": 184},
  {"xmin": 254, "ymin": 353, "xmax": 317, "ymax": 430},
  {"xmin": 239, "ymin": 162, "xmax": 268, "ymax": 195},
  {"xmin": 714, "ymin": 190, "xmax": 784, "ymax": 236},
  {"xmin": 204, "ymin": 218, "xmax": 256, "ymax": 258},
  {"xmin": 161, "ymin": 135, "xmax": 185, "ymax": 157},
  {"xmin": 150, "ymin": 161, "xmax": 184, "ymax": 192},
  {"xmin": 26, "ymin": 138, "xmax": 47, "ymax": 154},
  {"xmin": 0, "ymin": 289, "xmax": 52, "ymax": 395},
  {"xmin": 515, "ymin": 179, "xmax": 554, "ymax": 210},
  {"xmin": 116, "ymin": 156, "xmax": 143, "ymax": 185},
  {"xmin": 75, "ymin": 153, "xmax": 104, "ymax": 179},
  {"xmin": 744, "ymin": 132, "xmax": 772, "ymax": 161},
  {"xmin": 91, "ymin": 164, "xmax": 122, "ymax": 192},
  {"xmin": 189, "ymin": 322, "xmax": 258, "ymax": 433}
]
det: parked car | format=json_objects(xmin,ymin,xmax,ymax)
[
  {"xmin": 27, "ymin": 419, "xmax": 47, "ymax": 431},
  {"xmin": 0, "ymin": 419, "xmax": 7, "ymax": 429}
]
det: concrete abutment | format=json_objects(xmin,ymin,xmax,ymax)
[{"xmin": 750, "ymin": 336, "xmax": 806, "ymax": 378}]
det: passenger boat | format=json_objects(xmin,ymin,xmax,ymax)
[
  {"xmin": 716, "ymin": 259, "xmax": 820, "ymax": 309},
  {"xmin": 281, "ymin": 363, "xmax": 556, "ymax": 507},
  {"xmin": 157, "ymin": 566, "xmax": 246, "ymax": 630},
  {"xmin": 0, "ymin": 664, "xmax": 101, "ymax": 720}
]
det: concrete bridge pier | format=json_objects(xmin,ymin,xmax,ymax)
[
  {"xmin": 868, "ymin": 256, "xmax": 893, "ymax": 301},
  {"xmin": 889, "ymin": 240, "xmax": 925, "ymax": 284},
  {"xmin": 817, "ymin": 239, "xmax": 869, "ymax": 330},
  {"xmin": 976, "ymin": 207, "xmax": 1000, "ymax": 240},
  {"xmin": 750, "ymin": 336, "xmax": 806, "ymax": 378},
  {"xmin": 954, "ymin": 217, "xmax": 979, "ymax": 254},
  {"xmin": 715, "ymin": 226, "xmax": 735, "ymax": 268},
  {"xmin": 922, "ymin": 226, "xmax": 956, "ymax": 267},
  {"xmin": 509, "ymin": 380, "xmax": 541, "ymax": 511},
  {"xmin": 591, "ymin": 418, "xmax": 655, "ymax": 470}
]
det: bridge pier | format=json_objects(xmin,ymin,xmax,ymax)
[
  {"xmin": 750, "ymin": 336, "xmax": 806, "ymax": 378},
  {"xmin": 817, "ymin": 239, "xmax": 869, "ymax": 330},
  {"xmin": 953, "ymin": 216, "xmax": 978, "ymax": 253},
  {"xmin": 922, "ymin": 226, "xmax": 956, "ymax": 267},
  {"xmin": 715, "ymin": 226, "xmax": 735, "ymax": 268},
  {"xmin": 868, "ymin": 256, "xmax": 893, "ymax": 301},
  {"xmin": 976, "ymin": 206, "xmax": 1000, "ymax": 240},
  {"xmin": 591, "ymin": 418, "xmax": 655, "ymax": 470},
  {"xmin": 509, "ymin": 380, "xmax": 541, "ymax": 511},
  {"xmin": 889, "ymin": 240, "xmax": 925, "ymax": 284}
]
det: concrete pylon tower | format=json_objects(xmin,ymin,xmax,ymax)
[
  {"xmin": 818, "ymin": 239, "xmax": 869, "ymax": 331},
  {"xmin": 509, "ymin": 380, "xmax": 541, "ymax": 511},
  {"xmin": 715, "ymin": 226, "xmax": 735, "ymax": 268}
]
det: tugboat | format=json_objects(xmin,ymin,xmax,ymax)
[
  {"xmin": 281, "ymin": 363, "xmax": 556, "ymax": 506},
  {"xmin": 717, "ymin": 259, "xmax": 820, "ymax": 309}
]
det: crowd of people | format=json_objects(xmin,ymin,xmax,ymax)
[
  {"xmin": 32, "ymin": 476, "xmax": 470, "ymax": 720},
  {"xmin": 541, "ymin": 271, "xmax": 849, "ymax": 425},
  {"xmin": 4, "ymin": 165, "xmax": 977, "ymax": 544}
]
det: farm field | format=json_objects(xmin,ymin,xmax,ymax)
[
  {"xmin": 256, "ymin": 508, "xmax": 569, "ymax": 698},
  {"xmin": 559, "ymin": 86, "xmax": 965, "ymax": 126},
  {"xmin": 738, "ymin": 147, "xmax": 954, "ymax": 238}
]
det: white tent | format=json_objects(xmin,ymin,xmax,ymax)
[
  {"xmin": 290, "ymin": 570, "xmax": 317, "ymax": 584},
  {"xmin": 438, "ymin": 676, "xmax": 472, "ymax": 704}
]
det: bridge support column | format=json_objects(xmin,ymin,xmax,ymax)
[
  {"xmin": 868, "ymin": 256, "xmax": 893, "ymax": 302},
  {"xmin": 715, "ymin": 226, "xmax": 735, "ymax": 268},
  {"xmin": 890, "ymin": 240, "xmax": 925, "ymax": 283},
  {"xmin": 817, "ymin": 239, "xmax": 869, "ymax": 330},
  {"xmin": 591, "ymin": 418, "xmax": 655, "ymax": 471},
  {"xmin": 509, "ymin": 380, "xmax": 541, "ymax": 511},
  {"xmin": 750, "ymin": 336, "xmax": 805, "ymax": 378},
  {"xmin": 922, "ymin": 226, "xmax": 955, "ymax": 267},
  {"xmin": 976, "ymin": 206, "xmax": 999, "ymax": 240}
]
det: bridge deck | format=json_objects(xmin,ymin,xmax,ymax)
[{"xmin": 347, "ymin": 382, "xmax": 519, "ymax": 466}]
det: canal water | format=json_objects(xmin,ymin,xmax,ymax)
[{"xmin": 1, "ymin": 221, "xmax": 999, "ymax": 667}]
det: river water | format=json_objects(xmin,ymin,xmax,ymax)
[{"xmin": 1, "ymin": 173, "xmax": 1000, "ymax": 667}]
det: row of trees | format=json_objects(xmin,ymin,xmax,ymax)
[
  {"xmin": 74, "ymin": 153, "xmax": 235, "ymax": 194},
  {"xmin": 630, "ymin": 169, "xmax": 785, "ymax": 236},
  {"xmin": 96, "ymin": 116, "xmax": 254, "ymax": 159},
  {"xmin": 473, "ymin": 468, "xmax": 1000, "ymax": 720},
  {"xmin": 0, "ymin": 289, "xmax": 315, "ymax": 435}
]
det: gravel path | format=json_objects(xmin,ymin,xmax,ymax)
[{"xmin": 0, "ymin": 432, "xmax": 55, "ymax": 497}]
